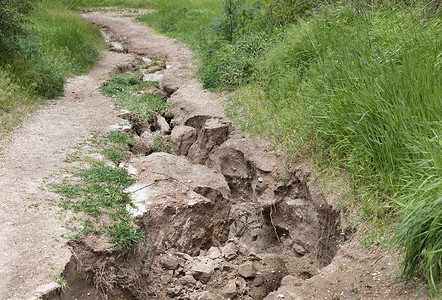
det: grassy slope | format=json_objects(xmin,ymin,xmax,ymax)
[
  {"xmin": 0, "ymin": 1, "xmax": 104, "ymax": 143},
  {"xmin": 77, "ymin": 0, "xmax": 442, "ymax": 292}
]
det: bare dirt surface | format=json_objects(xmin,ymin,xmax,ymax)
[
  {"xmin": 0, "ymin": 9, "xmax": 430, "ymax": 300},
  {"xmin": 0, "ymin": 50, "xmax": 131, "ymax": 299}
]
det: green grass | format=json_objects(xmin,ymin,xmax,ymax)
[
  {"xmin": 5, "ymin": 1, "xmax": 104, "ymax": 99},
  {"xmin": 100, "ymin": 72, "xmax": 169, "ymax": 121},
  {"xmin": 0, "ymin": 0, "xmax": 104, "ymax": 144},
  {"xmin": 50, "ymin": 131, "xmax": 145, "ymax": 250},
  {"xmin": 227, "ymin": 8, "xmax": 441, "ymax": 292},
  {"xmin": 133, "ymin": 0, "xmax": 441, "ymax": 291},
  {"xmin": 0, "ymin": 69, "xmax": 39, "ymax": 142}
]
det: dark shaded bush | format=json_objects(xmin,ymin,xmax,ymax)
[{"xmin": 0, "ymin": 0, "xmax": 34, "ymax": 61}]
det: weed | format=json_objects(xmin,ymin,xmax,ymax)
[
  {"xmin": 104, "ymin": 130, "xmax": 135, "ymax": 147},
  {"xmin": 332, "ymin": 293, "xmax": 342, "ymax": 300},
  {"xmin": 52, "ymin": 272, "xmax": 70, "ymax": 292},
  {"xmin": 105, "ymin": 219, "xmax": 145, "ymax": 251},
  {"xmin": 50, "ymin": 132, "xmax": 144, "ymax": 250},
  {"xmin": 100, "ymin": 75, "xmax": 143, "ymax": 96},
  {"xmin": 350, "ymin": 282, "xmax": 360, "ymax": 293},
  {"xmin": 152, "ymin": 132, "xmax": 170, "ymax": 153},
  {"xmin": 100, "ymin": 73, "xmax": 169, "ymax": 119}
]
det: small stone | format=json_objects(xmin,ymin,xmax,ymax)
[
  {"xmin": 293, "ymin": 243, "xmax": 306, "ymax": 256},
  {"xmin": 222, "ymin": 279, "xmax": 237, "ymax": 298},
  {"xmin": 167, "ymin": 286, "xmax": 181, "ymax": 296},
  {"xmin": 160, "ymin": 274, "xmax": 172, "ymax": 283},
  {"xmin": 180, "ymin": 275, "xmax": 197, "ymax": 286},
  {"xmin": 236, "ymin": 277, "xmax": 247, "ymax": 294},
  {"xmin": 222, "ymin": 242, "xmax": 237, "ymax": 261},
  {"xmin": 237, "ymin": 242, "xmax": 250, "ymax": 256},
  {"xmin": 161, "ymin": 255, "xmax": 180, "ymax": 270},
  {"xmin": 132, "ymin": 131, "xmax": 154, "ymax": 155},
  {"xmin": 157, "ymin": 115, "xmax": 170, "ymax": 134},
  {"xmin": 238, "ymin": 261, "xmax": 256, "ymax": 279},
  {"xmin": 163, "ymin": 84, "xmax": 179, "ymax": 96},
  {"xmin": 207, "ymin": 246, "xmax": 222, "ymax": 260},
  {"xmin": 192, "ymin": 261, "xmax": 215, "ymax": 283}
]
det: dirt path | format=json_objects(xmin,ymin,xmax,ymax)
[
  {"xmin": 0, "ymin": 51, "xmax": 130, "ymax": 299},
  {"xmin": 0, "ymin": 10, "xmax": 429, "ymax": 300}
]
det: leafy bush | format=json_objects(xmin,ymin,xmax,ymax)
[
  {"xmin": 262, "ymin": 0, "xmax": 323, "ymax": 25},
  {"xmin": 3, "ymin": 1, "xmax": 103, "ymax": 98},
  {"xmin": 0, "ymin": 0, "xmax": 34, "ymax": 61}
]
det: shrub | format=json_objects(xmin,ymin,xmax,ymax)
[
  {"xmin": 0, "ymin": 0, "xmax": 34, "ymax": 61},
  {"xmin": 3, "ymin": 1, "xmax": 104, "ymax": 98}
]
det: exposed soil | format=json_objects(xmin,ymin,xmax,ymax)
[{"xmin": 0, "ymin": 8, "xmax": 429, "ymax": 300}]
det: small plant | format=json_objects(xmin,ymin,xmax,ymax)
[
  {"xmin": 350, "ymin": 281, "xmax": 360, "ymax": 293},
  {"xmin": 105, "ymin": 220, "xmax": 145, "ymax": 251},
  {"xmin": 50, "ymin": 132, "xmax": 145, "ymax": 251},
  {"xmin": 100, "ymin": 75, "xmax": 143, "ymax": 96},
  {"xmin": 28, "ymin": 203, "xmax": 39, "ymax": 209},
  {"xmin": 52, "ymin": 273, "xmax": 70, "ymax": 292},
  {"xmin": 152, "ymin": 132, "xmax": 171, "ymax": 153}
]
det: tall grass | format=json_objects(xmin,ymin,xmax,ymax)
[
  {"xmin": 0, "ymin": 0, "xmax": 104, "ymax": 142},
  {"xmin": 5, "ymin": 1, "xmax": 104, "ymax": 98},
  {"xmin": 79, "ymin": 0, "xmax": 216, "ymax": 9},
  {"xmin": 228, "ymin": 8, "xmax": 441, "ymax": 291},
  {"xmin": 0, "ymin": 69, "xmax": 38, "ymax": 142}
]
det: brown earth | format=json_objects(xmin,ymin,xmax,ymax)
[{"xmin": 0, "ymin": 8, "xmax": 430, "ymax": 300}]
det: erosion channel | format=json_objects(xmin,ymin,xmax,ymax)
[{"xmin": 44, "ymin": 11, "xmax": 340, "ymax": 300}]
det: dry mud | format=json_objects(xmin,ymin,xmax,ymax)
[{"xmin": 0, "ymin": 9, "xmax": 428, "ymax": 300}]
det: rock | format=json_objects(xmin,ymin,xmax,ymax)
[
  {"xmin": 160, "ymin": 274, "xmax": 172, "ymax": 283},
  {"xmin": 292, "ymin": 242, "xmax": 306, "ymax": 256},
  {"xmin": 236, "ymin": 277, "xmax": 248, "ymax": 294},
  {"xmin": 171, "ymin": 125, "xmax": 197, "ymax": 156},
  {"xmin": 207, "ymin": 246, "xmax": 222, "ymax": 260},
  {"xmin": 222, "ymin": 279, "xmax": 238, "ymax": 298},
  {"xmin": 222, "ymin": 242, "xmax": 237, "ymax": 261},
  {"xmin": 237, "ymin": 242, "xmax": 250, "ymax": 256},
  {"xmin": 192, "ymin": 261, "xmax": 215, "ymax": 283},
  {"xmin": 118, "ymin": 109, "xmax": 132, "ymax": 119},
  {"xmin": 238, "ymin": 261, "xmax": 256, "ymax": 279},
  {"xmin": 222, "ymin": 262, "xmax": 237, "ymax": 272},
  {"xmin": 156, "ymin": 115, "xmax": 170, "ymax": 134},
  {"xmin": 133, "ymin": 153, "xmax": 230, "ymax": 201},
  {"xmin": 160, "ymin": 255, "xmax": 180, "ymax": 270},
  {"xmin": 187, "ymin": 118, "xmax": 231, "ymax": 164},
  {"xmin": 145, "ymin": 85, "xmax": 167, "ymax": 100},
  {"xmin": 166, "ymin": 286, "xmax": 181, "ymax": 296},
  {"xmin": 163, "ymin": 83, "xmax": 179, "ymax": 96},
  {"xmin": 179, "ymin": 274, "xmax": 197, "ymax": 286},
  {"xmin": 132, "ymin": 131, "xmax": 153, "ymax": 155},
  {"xmin": 249, "ymin": 254, "xmax": 289, "ymax": 299},
  {"xmin": 190, "ymin": 291, "xmax": 224, "ymax": 300}
]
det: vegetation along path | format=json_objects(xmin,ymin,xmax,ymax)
[{"xmin": 0, "ymin": 9, "xmax": 431, "ymax": 300}]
